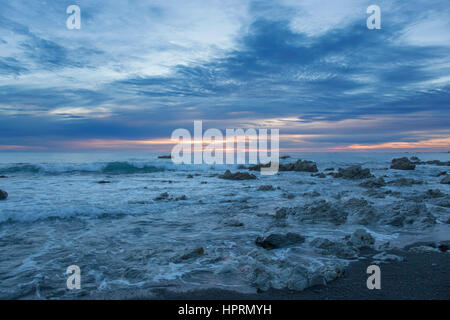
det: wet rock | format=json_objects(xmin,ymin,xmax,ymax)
[
  {"xmin": 175, "ymin": 195, "xmax": 187, "ymax": 201},
  {"xmin": 372, "ymin": 252, "xmax": 404, "ymax": 263},
  {"xmin": 97, "ymin": 180, "xmax": 111, "ymax": 184},
  {"xmin": 387, "ymin": 178, "xmax": 423, "ymax": 187},
  {"xmin": 358, "ymin": 177, "xmax": 386, "ymax": 188},
  {"xmin": 410, "ymin": 156, "xmax": 420, "ymax": 162},
  {"xmin": 157, "ymin": 155, "xmax": 172, "ymax": 159},
  {"xmin": 408, "ymin": 246, "xmax": 440, "ymax": 253},
  {"xmin": 311, "ymin": 172, "xmax": 326, "ymax": 178},
  {"xmin": 280, "ymin": 155, "xmax": 290, "ymax": 160},
  {"xmin": 383, "ymin": 202, "xmax": 436, "ymax": 227},
  {"xmin": 324, "ymin": 168, "xmax": 334, "ymax": 171},
  {"xmin": 179, "ymin": 247, "xmax": 204, "ymax": 261},
  {"xmin": 187, "ymin": 174, "xmax": 194, "ymax": 178},
  {"xmin": 257, "ymin": 185, "xmax": 275, "ymax": 191},
  {"xmin": 344, "ymin": 198, "xmax": 377, "ymax": 225},
  {"xmin": 422, "ymin": 189, "xmax": 445, "ymax": 199},
  {"xmin": 348, "ymin": 229, "xmax": 375, "ymax": 248},
  {"xmin": 280, "ymin": 159, "xmax": 318, "ymax": 172},
  {"xmin": 219, "ymin": 170, "xmax": 256, "ymax": 180},
  {"xmin": 275, "ymin": 207, "xmax": 297, "ymax": 219},
  {"xmin": 298, "ymin": 200, "xmax": 348, "ymax": 225},
  {"xmin": 154, "ymin": 192, "xmax": 169, "ymax": 200},
  {"xmin": 334, "ymin": 165, "xmax": 373, "ymax": 179},
  {"xmin": 302, "ymin": 191, "xmax": 321, "ymax": 197},
  {"xmin": 0, "ymin": 189, "xmax": 8, "ymax": 200},
  {"xmin": 222, "ymin": 218, "xmax": 244, "ymax": 227},
  {"xmin": 310, "ymin": 238, "xmax": 359, "ymax": 259},
  {"xmin": 201, "ymin": 181, "xmax": 207, "ymax": 184},
  {"xmin": 390, "ymin": 157, "xmax": 416, "ymax": 170},
  {"xmin": 440, "ymin": 175, "xmax": 450, "ymax": 184},
  {"xmin": 283, "ymin": 193, "xmax": 296, "ymax": 199},
  {"xmin": 255, "ymin": 233, "xmax": 305, "ymax": 250},
  {"xmin": 436, "ymin": 171, "xmax": 447, "ymax": 177},
  {"xmin": 423, "ymin": 160, "xmax": 450, "ymax": 166},
  {"xmin": 0, "ymin": 175, "xmax": 7, "ymax": 178}
]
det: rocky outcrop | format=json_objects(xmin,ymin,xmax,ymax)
[
  {"xmin": 249, "ymin": 159, "xmax": 318, "ymax": 173},
  {"xmin": 440, "ymin": 175, "xmax": 450, "ymax": 184},
  {"xmin": 297, "ymin": 200, "xmax": 348, "ymax": 225},
  {"xmin": 219, "ymin": 170, "xmax": 256, "ymax": 180},
  {"xmin": 0, "ymin": 189, "xmax": 7, "ymax": 200},
  {"xmin": 382, "ymin": 202, "xmax": 436, "ymax": 227},
  {"xmin": 347, "ymin": 229, "xmax": 375, "ymax": 248},
  {"xmin": 255, "ymin": 233, "xmax": 305, "ymax": 249},
  {"xmin": 257, "ymin": 185, "xmax": 275, "ymax": 191},
  {"xmin": 334, "ymin": 165, "xmax": 373, "ymax": 179},
  {"xmin": 390, "ymin": 157, "xmax": 416, "ymax": 170},
  {"xmin": 358, "ymin": 177, "xmax": 386, "ymax": 188},
  {"xmin": 387, "ymin": 178, "xmax": 422, "ymax": 187},
  {"xmin": 310, "ymin": 238, "xmax": 359, "ymax": 259}
]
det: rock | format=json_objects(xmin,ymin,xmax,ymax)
[
  {"xmin": 157, "ymin": 155, "xmax": 172, "ymax": 159},
  {"xmin": 440, "ymin": 175, "xmax": 450, "ymax": 184},
  {"xmin": 424, "ymin": 160, "xmax": 450, "ymax": 166},
  {"xmin": 154, "ymin": 192, "xmax": 169, "ymax": 200},
  {"xmin": 334, "ymin": 165, "xmax": 373, "ymax": 179},
  {"xmin": 390, "ymin": 157, "xmax": 416, "ymax": 170},
  {"xmin": 436, "ymin": 171, "xmax": 447, "ymax": 177},
  {"xmin": 348, "ymin": 229, "xmax": 375, "ymax": 248},
  {"xmin": 187, "ymin": 174, "xmax": 194, "ymax": 178},
  {"xmin": 324, "ymin": 168, "xmax": 334, "ymax": 171},
  {"xmin": 280, "ymin": 155, "xmax": 290, "ymax": 160},
  {"xmin": 0, "ymin": 189, "xmax": 8, "ymax": 200},
  {"xmin": 255, "ymin": 233, "xmax": 305, "ymax": 250},
  {"xmin": 0, "ymin": 175, "xmax": 7, "ymax": 178},
  {"xmin": 410, "ymin": 156, "xmax": 421, "ymax": 162},
  {"xmin": 311, "ymin": 172, "xmax": 326, "ymax": 178},
  {"xmin": 257, "ymin": 185, "xmax": 275, "ymax": 191},
  {"xmin": 409, "ymin": 245, "xmax": 440, "ymax": 253},
  {"xmin": 310, "ymin": 238, "xmax": 359, "ymax": 259},
  {"xmin": 284, "ymin": 193, "xmax": 295, "ymax": 199},
  {"xmin": 422, "ymin": 189, "xmax": 445, "ymax": 199},
  {"xmin": 175, "ymin": 195, "xmax": 187, "ymax": 201},
  {"xmin": 344, "ymin": 198, "xmax": 377, "ymax": 225},
  {"xmin": 298, "ymin": 200, "xmax": 348, "ymax": 225},
  {"xmin": 179, "ymin": 247, "xmax": 204, "ymax": 261},
  {"xmin": 219, "ymin": 170, "xmax": 256, "ymax": 180},
  {"xmin": 358, "ymin": 177, "xmax": 386, "ymax": 188},
  {"xmin": 372, "ymin": 252, "xmax": 404, "ymax": 263},
  {"xmin": 280, "ymin": 159, "xmax": 318, "ymax": 172},
  {"xmin": 387, "ymin": 178, "xmax": 423, "ymax": 187},
  {"xmin": 222, "ymin": 218, "xmax": 244, "ymax": 227},
  {"xmin": 383, "ymin": 202, "xmax": 436, "ymax": 227},
  {"xmin": 97, "ymin": 180, "xmax": 111, "ymax": 184}
]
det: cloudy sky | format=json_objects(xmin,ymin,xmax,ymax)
[{"xmin": 0, "ymin": 0, "xmax": 449, "ymax": 152}]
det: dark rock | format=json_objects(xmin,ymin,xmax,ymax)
[
  {"xmin": 257, "ymin": 185, "xmax": 275, "ymax": 191},
  {"xmin": 440, "ymin": 175, "xmax": 450, "ymax": 184},
  {"xmin": 424, "ymin": 160, "xmax": 450, "ymax": 166},
  {"xmin": 187, "ymin": 174, "xmax": 194, "ymax": 178},
  {"xmin": 387, "ymin": 178, "xmax": 423, "ymax": 187},
  {"xmin": 310, "ymin": 238, "xmax": 359, "ymax": 259},
  {"xmin": 324, "ymin": 168, "xmax": 334, "ymax": 171},
  {"xmin": 348, "ymin": 229, "xmax": 375, "ymax": 248},
  {"xmin": 358, "ymin": 177, "xmax": 386, "ymax": 188},
  {"xmin": 219, "ymin": 170, "xmax": 256, "ymax": 180},
  {"xmin": 158, "ymin": 155, "xmax": 172, "ymax": 159},
  {"xmin": 0, "ymin": 175, "xmax": 7, "ymax": 178},
  {"xmin": 410, "ymin": 156, "xmax": 420, "ymax": 162},
  {"xmin": 255, "ymin": 233, "xmax": 305, "ymax": 250},
  {"xmin": 280, "ymin": 155, "xmax": 290, "ymax": 160},
  {"xmin": 298, "ymin": 200, "xmax": 348, "ymax": 225},
  {"xmin": 154, "ymin": 192, "xmax": 169, "ymax": 200},
  {"xmin": 280, "ymin": 160, "xmax": 318, "ymax": 172},
  {"xmin": 437, "ymin": 171, "xmax": 447, "ymax": 177},
  {"xmin": 334, "ymin": 165, "xmax": 373, "ymax": 179},
  {"xmin": 390, "ymin": 157, "xmax": 416, "ymax": 170},
  {"xmin": 422, "ymin": 189, "xmax": 445, "ymax": 199},
  {"xmin": 175, "ymin": 195, "xmax": 187, "ymax": 201},
  {"xmin": 97, "ymin": 180, "xmax": 111, "ymax": 184},
  {"xmin": 179, "ymin": 247, "xmax": 204, "ymax": 260},
  {"xmin": 0, "ymin": 189, "xmax": 8, "ymax": 200},
  {"xmin": 311, "ymin": 172, "xmax": 326, "ymax": 178}
]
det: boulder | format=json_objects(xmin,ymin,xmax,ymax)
[
  {"xmin": 310, "ymin": 238, "xmax": 359, "ymax": 259},
  {"xmin": 358, "ymin": 177, "xmax": 386, "ymax": 188},
  {"xmin": 348, "ymin": 229, "xmax": 375, "ymax": 248},
  {"xmin": 334, "ymin": 165, "xmax": 373, "ymax": 179},
  {"xmin": 219, "ymin": 170, "xmax": 256, "ymax": 180},
  {"xmin": 255, "ymin": 233, "xmax": 305, "ymax": 249},
  {"xmin": 390, "ymin": 157, "xmax": 415, "ymax": 170},
  {"xmin": 0, "ymin": 189, "xmax": 7, "ymax": 200},
  {"xmin": 257, "ymin": 185, "xmax": 275, "ymax": 191},
  {"xmin": 280, "ymin": 159, "xmax": 318, "ymax": 172}
]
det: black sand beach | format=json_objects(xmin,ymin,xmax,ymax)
[{"xmin": 153, "ymin": 249, "xmax": 449, "ymax": 300}]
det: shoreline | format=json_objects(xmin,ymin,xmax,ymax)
[{"xmin": 151, "ymin": 249, "xmax": 449, "ymax": 300}]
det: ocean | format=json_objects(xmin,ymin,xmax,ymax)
[{"xmin": 0, "ymin": 151, "xmax": 449, "ymax": 299}]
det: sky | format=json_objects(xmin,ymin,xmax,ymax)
[{"xmin": 0, "ymin": 0, "xmax": 449, "ymax": 152}]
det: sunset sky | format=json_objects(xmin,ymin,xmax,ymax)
[{"xmin": 0, "ymin": 0, "xmax": 449, "ymax": 152}]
